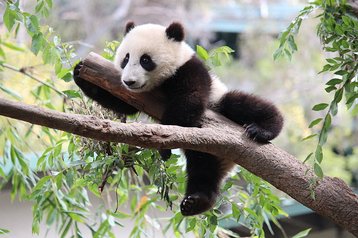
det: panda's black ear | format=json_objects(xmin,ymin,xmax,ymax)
[
  {"xmin": 124, "ymin": 21, "xmax": 135, "ymax": 35},
  {"xmin": 166, "ymin": 22, "xmax": 184, "ymax": 42}
]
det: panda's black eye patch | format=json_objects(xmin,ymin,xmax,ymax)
[
  {"xmin": 140, "ymin": 54, "xmax": 156, "ymax": 71},
  {"xmin": 121, "ymin": 53, "xmax": 130, "ymax": 69}
]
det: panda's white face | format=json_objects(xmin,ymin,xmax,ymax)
[{"xmin": 114, "ymin": 23, "xmax": 194, "ymax": 92}]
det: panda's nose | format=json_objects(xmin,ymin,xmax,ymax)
[{"xmin": 123, "ymin": 80, "xmax": 136, "ymax": 86}]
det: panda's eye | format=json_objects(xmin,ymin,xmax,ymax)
[
  {"xmin": 121, "ymin": 53, "xmax": 130, "ymax": 69},
  {"xmin": 140, "ymin": 54, "xmax": 156, "ymax": 71},
  {"xmin": 142, "ymin": 57, "xmax": 149, "ymax": 64}
]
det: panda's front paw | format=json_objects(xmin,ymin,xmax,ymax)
[
  {"xmin": 180, "ymin": 193, "xmax": 215, "ymax": 216},
  {"xmin": 159, "ymin": 149, "xmax": 172, "ymax": 161},
  {"xmin": 72, "ymin": 61, "xmax": 98, "ymax": 94},
  {"xmin": 73, "ymin": 61, "xmax": 83, "ymax": 81},
  {"xmin": 245, "ymin": 123, "xmax": 273, "ymax": 143}
]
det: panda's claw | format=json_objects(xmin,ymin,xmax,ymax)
[
  {"xmin": 73, "ymin": 61, "xmax": 83, "ymax": 79},
  {"xmin": 245, "ymin": 123, "xmax": 273, "ymax": 143},
  {"xmin": 245, "ymin": 123, "xmax": 258, "ymax": 137},
  {"xmin": 180, "ymin": 193, "xmax": 215, "ymax": 216}
]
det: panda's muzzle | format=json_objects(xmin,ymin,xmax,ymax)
[
  {"xmin": 123, "ymin": 80, "xmax": 146, "ymax": 91},
  {"xmin": 123, "ymin": 80, "xmax": 136, "ymax": 87}
]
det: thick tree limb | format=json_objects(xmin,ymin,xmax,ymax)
[{"xmin": 0, "ymin": 53, "xmax": 357, "ymax": 236}]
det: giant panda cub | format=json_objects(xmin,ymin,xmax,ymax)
[{"xmin": 73, "ymin": 22, "xmax": 283, "ymax": 216}]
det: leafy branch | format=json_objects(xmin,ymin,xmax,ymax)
[
  {"xmin": 2, "ymin": 0, "xmax": 75, "ymax": 82},
  {"xmin": 273, "ymin": 5, "xmax": 317, "ymax": 60},
  {"xmin": 275, "ymin": 0, "xmax": 358, "ymax": 177}
]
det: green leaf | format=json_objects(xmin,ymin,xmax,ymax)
[
  {"xmin": 303, "ymin": 152, "xmax": 313, "ymax": 163},
  {"xmin": 0, "ymin": 228, "xmax": 10, "ymax": 234},
  {"xmin": 43, "ymin": 46, "xmax": 59, "ymax": 64},
  {"xmin": 68, "ymin": 212, "xmax": 84, "ymax": 222},
  {"xmin": 314, "ymin": 163, "xmax": 323, "ymax": 178},
  {"xmin": 56, "ymin": 68, "xmax": 69, "ymax": 78},
  {"xmin": 330, "ymin": 101, "xmax": 338, "ymax": 116},
  {"xmin": 301, "ymin": 134, "xmax": 317, "ymax": 141},
  {"xmin": 186, "ymin": 218, "xmax": 196, "ymax": 232},
  {"xmin": 35, "ymin": 0, "xmax": 44, "ymax": 13},
  {"xmin": 341, "ymin": 40, "xmax": 349, "ymax": 49},
  {"xmin": 279, "ymin": 31, "xmax": 289, "ymax": 46},
  {"xmin": 196, "ymin": 45, "xmax": 209, "ymax": 61},
  {"xmin": 231, "ymin": 203, "xmax": 241, "ymax": 221},
  {"xmin": 209, "ymin": 215, "xmax": 217, "ymax": 226},
  {"xmin": 324, "ymin": 47, "xmax": 336, "ymax": 52},
  {"xmin": 0, "ymin": 166, "xmax": 6, "ymax": 177},
  {"xmin": 110, "ymin": 211, "xmax": 131, "ymax": 219},
  {"xmin": 3, "ymin": 4, "xmax": 19, "ymax": 31},
  {"xmin": 60, "ymin": 72, "xmax": 73, "ymax": 82},
  {"xmin": 273, "ymin": 48, "xmax": 283, "ymax": 60},
  {"xmin": 60, "ymin": 219, "xmax": 72, "ymax": 238},
  {"xmin": 287, "ymin": 35, "xmax": 298, "ymax": 51},
  {"xmin": 334, "ymin": 70, "xmax": 347, "ymax": 76},
  {"xmin": 312, "ymin": 103, "xmax": 329, "ymax": 111},
  {"xmin": 308, "ymin": 118, "xmax": 322, "ymax": 128},
  {"xmin": 55, "ymin": 172, "xmax": 63, "ymax": 188},
  {"xmin": 342, "ymin": 16, "xmax": 351, "ymax": 25},
  {"xmin": 334, "ymin": 88, "xmax": 344, "ymax": 103},
  {"xmin": 325, "ymin": 85, "xmax": 337, "ymax": 93},
  {"xmin": 346, "ymin": 93, "xmax": 358, "ymax": 105},
  {"xmin": 65, "ymin": 171, "xmax": 74, "ymax": 188},
  {"xmin": 323, "ymin": 114, "xmax": 331, "ymax": 129},
  {"xmin": 318, "ymin": 127, "xmax": 328, "ymax": 146},
  {"xmin": 284, "ymin": 48, "xmax": 292, "ymax": 60},
  {"xmin": 326, "ymin": 78, "xmax": 342, "ymax": 86},
  {"xmin": 2, "ymin": 41, "xmax": 25, "ymax": 52},
  {"xmin": 63, "ymin": 90, "xmax": 81, "ymax": 99},
  {"xmin": 292, "ymin": 228, "xmax": 311, "ymax": 238},
  {"xmin": 33, "ymin": 176, "xmax": 51, "ymax": 190},
  {"xmin": 0, "ymin": 47, "xmax": 5, "ymax": 59},
  {"xmin": 352, "ymin": 104, "xmax": 358, "ymax": 116},
  {"xmin": 319, "ymin": 64, "xmax": 332, "ymax": 73},
  {"xmin": 54, "ymin": 142, "xmax": 66, "ymax": 155},
  {"xmin": 31, "ymin": 33, "xmax": 44, "ymax": 55},
  {"xmin": 46, "ymin": 0, "xmax": 53, "ymax": 8},
  {"xmin": 315, "ymin": 145, "xmax": 323, "ymax": 163},
  {"xmin": 211, "ymin": 54, "xmax": 221, "ymax": 67},
  {"xmin": 32, "ymin": 221, "xmax": 40, "ymax": 234},
  {"xmin": 326, "ymin": 58, "xmax": 336, "ymax": 64}
]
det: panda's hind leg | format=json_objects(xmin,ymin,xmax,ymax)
[
  {"xmin": 180, "ymin": 150, "xmax": 235, "ymax": 216},
  {"xmin": 218, "ymin": 91, "xmax": 283, "ymax": 142}
]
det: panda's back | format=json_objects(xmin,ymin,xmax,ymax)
[{"xmin": 209, "ymin": 74, "xmax": 228, "ymax": 106}]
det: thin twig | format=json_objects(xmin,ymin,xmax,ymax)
[
  {"xmin": 2, "ymin": 62, "xmax": 85, "ymax": 109},
  {"xmin": 2, "ymin": 63, "xmax": 67, "ymax": 97}
]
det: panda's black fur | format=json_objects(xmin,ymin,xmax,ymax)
[{"xmin": 73, "ymin": 22, "xmax": 283, "ymax": 216}]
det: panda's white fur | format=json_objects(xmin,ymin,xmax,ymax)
[
  {"xmin": 209, "ymin": 74, "xmax": 228, "ymax": 104},
  {"xmin": 114, "ymin": 24, "xmax": 195, "ymax": 92}
]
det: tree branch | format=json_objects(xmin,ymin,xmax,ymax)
[{"xmin": 0, "ymin": 53, "xmax": 357, "ymax": 236}]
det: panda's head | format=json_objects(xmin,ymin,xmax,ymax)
[{"xmin": 114, "ymin": 22, "xmax": 195, "ymax": 92}]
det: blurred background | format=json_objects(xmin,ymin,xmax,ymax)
[{"xmin": 0, "ymin": 0, "xmax": 357, "ymax": 237}]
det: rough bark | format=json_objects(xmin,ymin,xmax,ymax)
[{"xmin": 0, "ymin": 53, "xmax": 357, "ymax": 236}]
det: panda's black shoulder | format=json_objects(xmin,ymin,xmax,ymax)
[
  {"xmin": 160, "ymin": 56, "xmax": 211, "ymax": 97},
  {"xmin": 175, "ymin": 56, "xmax": 210, "ymax": 78}
]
